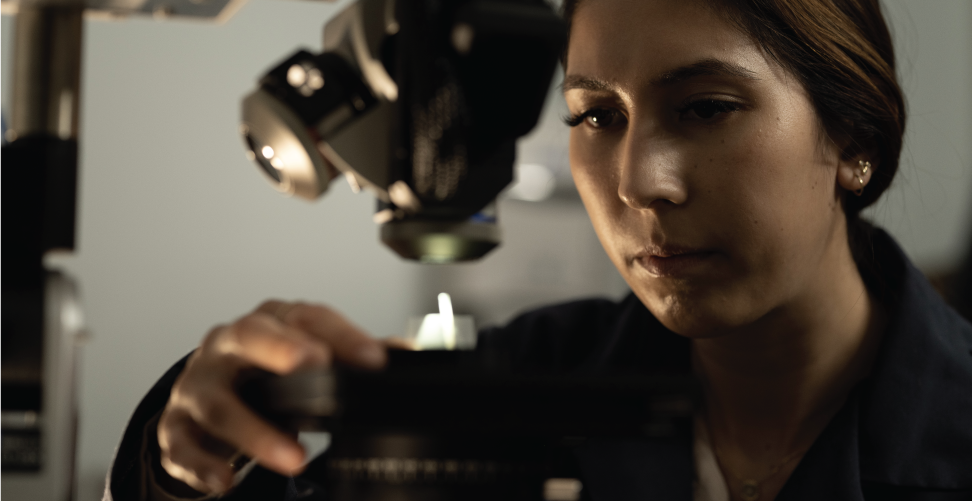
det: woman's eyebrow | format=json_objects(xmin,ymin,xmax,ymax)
[
  {"xmin": 653, "ymin": 58, "xmax": 759, "ymax": 86},
  {"xmin": 562, "ymin": 75, "xmax": 616, "ymax": 93},
  {"xmin": 562, "ymin": 58, "xmax": 758, "ymax": 93}
]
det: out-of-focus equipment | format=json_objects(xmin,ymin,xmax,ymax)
[
  {"xmin": 242, "ymin": 351, "xmax": 697, "ymax": 501},
  {"xmin": 231, "ymin": 291, "xmax": 696, "ymax": 501},
  {"xmin": 238, "ymin": 292, "xmax": 698, "ymax": 501},
  {"xmin": 1, "ymin": 9, "xmax": 88, "ymax": 500},
  {"xmin": 240, "ymin": 0, "xmax": 566, "ymax": 263},
  {"xmin": 0, "ymin": 1, "xmax": 240, "ymax": 499}
]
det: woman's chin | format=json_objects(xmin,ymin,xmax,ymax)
[
  {"xmin": 656, "ymin": 313, "xmax": 731, "ymax": 339},
  {"xmin": 633, "ymin": 288, "xmax": 753, "ymax": 339}
]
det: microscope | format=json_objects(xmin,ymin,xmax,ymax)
[{"xmin": 239, "ymin": 0, "xmax": 564, "ymax": 263}]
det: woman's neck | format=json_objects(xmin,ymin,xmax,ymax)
[{"xmin": 691, "ymin": 238, "xmax": 886, "ymax": 494}]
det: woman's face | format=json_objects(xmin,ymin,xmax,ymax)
[{"xmin": 566, "ymin": 0, "xmax": 852, "ymax": 337}]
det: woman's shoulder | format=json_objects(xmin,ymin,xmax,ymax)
[
  {"xmin": 866, "ymin": 225, "xmax": 972, "ymax": 358},
  {"xmin": 859, "ymin": 227, "xmax": 972, "ymax": 488}
]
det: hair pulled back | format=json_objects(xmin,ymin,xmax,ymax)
[{"xmin": 562, "ymin": 0, "xmax": 907, "ymax": 275}]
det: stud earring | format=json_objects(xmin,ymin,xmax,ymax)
[{"xmin": 854, "ymin": 160, "xmax": 871, "ymax": 196}]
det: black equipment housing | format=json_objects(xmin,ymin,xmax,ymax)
[{"xmin": 240, "ymin": 350, "xmax": 699, "ymax": 501}]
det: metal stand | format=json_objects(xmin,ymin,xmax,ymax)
[{"xmin": 1, "ymin": 6, "xmax": 86, "ymax": 500}]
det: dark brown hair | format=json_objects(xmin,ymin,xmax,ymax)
[{"xmin": 562, "ymin": 0, "xmax": 906, "ymax": 278}]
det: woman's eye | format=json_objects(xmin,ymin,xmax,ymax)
[
  {"xmin": 679, "ymin": 99, "xmax": 741, "ymax": 121},
  {"xmin": 586, "ymin": 109, "xmax": 622, "ymax": 128},
  {"xmin": 564, "ymin": 108, "xmax": 626, "ymax": 129}
]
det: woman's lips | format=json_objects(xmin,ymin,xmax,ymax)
[{"xmin": 634, "ymin": 249, "xmax": 715, "ymax": 277}]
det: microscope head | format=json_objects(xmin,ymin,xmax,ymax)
[{"xmin": 240, "ymin": 0, "xmax": 565, "ymax": 263}]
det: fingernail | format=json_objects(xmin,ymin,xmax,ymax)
[{"xmin": 357, "ymin": 343, "xmax": 386, "ymax": 367}]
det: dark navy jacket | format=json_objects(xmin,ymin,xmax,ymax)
[{"xmin": 106, "ymin": 229, "xmax": 972, "ymax": 500}]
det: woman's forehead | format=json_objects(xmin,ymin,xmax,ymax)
[{"xmin": 565, "ymin": 0, "xmax": 771, "ymax": 92}]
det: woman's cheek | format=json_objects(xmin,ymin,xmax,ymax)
[{"xmin": 570, "ymin": 133, "xmax": 623, "ymax": 209}]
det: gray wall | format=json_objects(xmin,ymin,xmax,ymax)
[
  {"xmin": 865, "ymin": 0, "xmax": 972, "ymax": 271},
  {"xmin": 1, "ymin": 1, "xmax": 970, "ymax": 500}
]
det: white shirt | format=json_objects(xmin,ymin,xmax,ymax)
[{"xmin": 694, "ymin": 416, "xmax": 730, "ymax": 501}]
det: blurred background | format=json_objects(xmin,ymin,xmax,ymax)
[{"xmin": 1, "ymin": 0, "xmax": 970, "ymax": 499}]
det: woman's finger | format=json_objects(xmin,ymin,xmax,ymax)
[
  {"xmin": 211, "ymin": 314, "xmax": 330, "ymax": 374},
  {"xmin": 281, "ymin": 303, "xmax": 387, "ymax": 369},
  {"xmin": 176, "ymin": 381, "xmax": 306, "ymax": 476},
  {"xmin": 157, "ymin": 408, "xmax": 235, "ymax": 494},
  {"xmin": 383, "ymin": 336, "xmax": 416, "ymax": 351}
]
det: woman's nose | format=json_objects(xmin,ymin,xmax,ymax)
[{"xmin": 616, "ymin": 132, "xmax": 689, "ymax": 211}]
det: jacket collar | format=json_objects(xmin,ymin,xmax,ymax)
[
  {"xmin": 780, "ymin": 228, "xmax": 972, "ymax": 496},
  {"xmin": 778, "ymin": 388, "xmax": 866, "ymax": 500},
  {"xmin": 855, "ymin": 229, "xmax": 972, "ymax": 489}
]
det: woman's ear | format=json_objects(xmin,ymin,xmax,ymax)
[
  {"xmin": 836, "ymin": 156, "xmax": 875, "ymax": 197},
  {"xmin": 832, "ymin": 133, "xmax": 878, "ymax": 197}
]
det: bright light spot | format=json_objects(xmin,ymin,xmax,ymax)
[
  {"xmin": 508, "ymin": 163, "xmax": 556, "ymax": 202},
  {"xmin": 261, "ymin": 145, "xmax": 275, "ymax": 159},
  {"xmin": 306, "ymin": 68, "xmax": 325, "ymax": 91},
  {"xmin": 413, "ymin": 315, "xmax": 440, "ymax": 349},
  {"xmin": 412, "ymin": 293, "xmax": 460, "ymax": 350},
  {"xmin": 438, "ymin": 293, "xmax": 455, "ymax": 350},
  {"xmin": 287, "ymin": 64, "xmax": 307, "ymax": 88},
  {"xmin": 61, "ymin": 300, "xmax": 85, "ymax": 334}
]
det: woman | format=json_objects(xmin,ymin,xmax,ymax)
[{"xmin": 105, "ymin": 0, "xmax": 972, "ymax": 499}]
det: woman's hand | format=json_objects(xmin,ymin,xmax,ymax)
[{"xmin": 156, "ymin": 300, "xmax": 386, "ymax": 494}]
